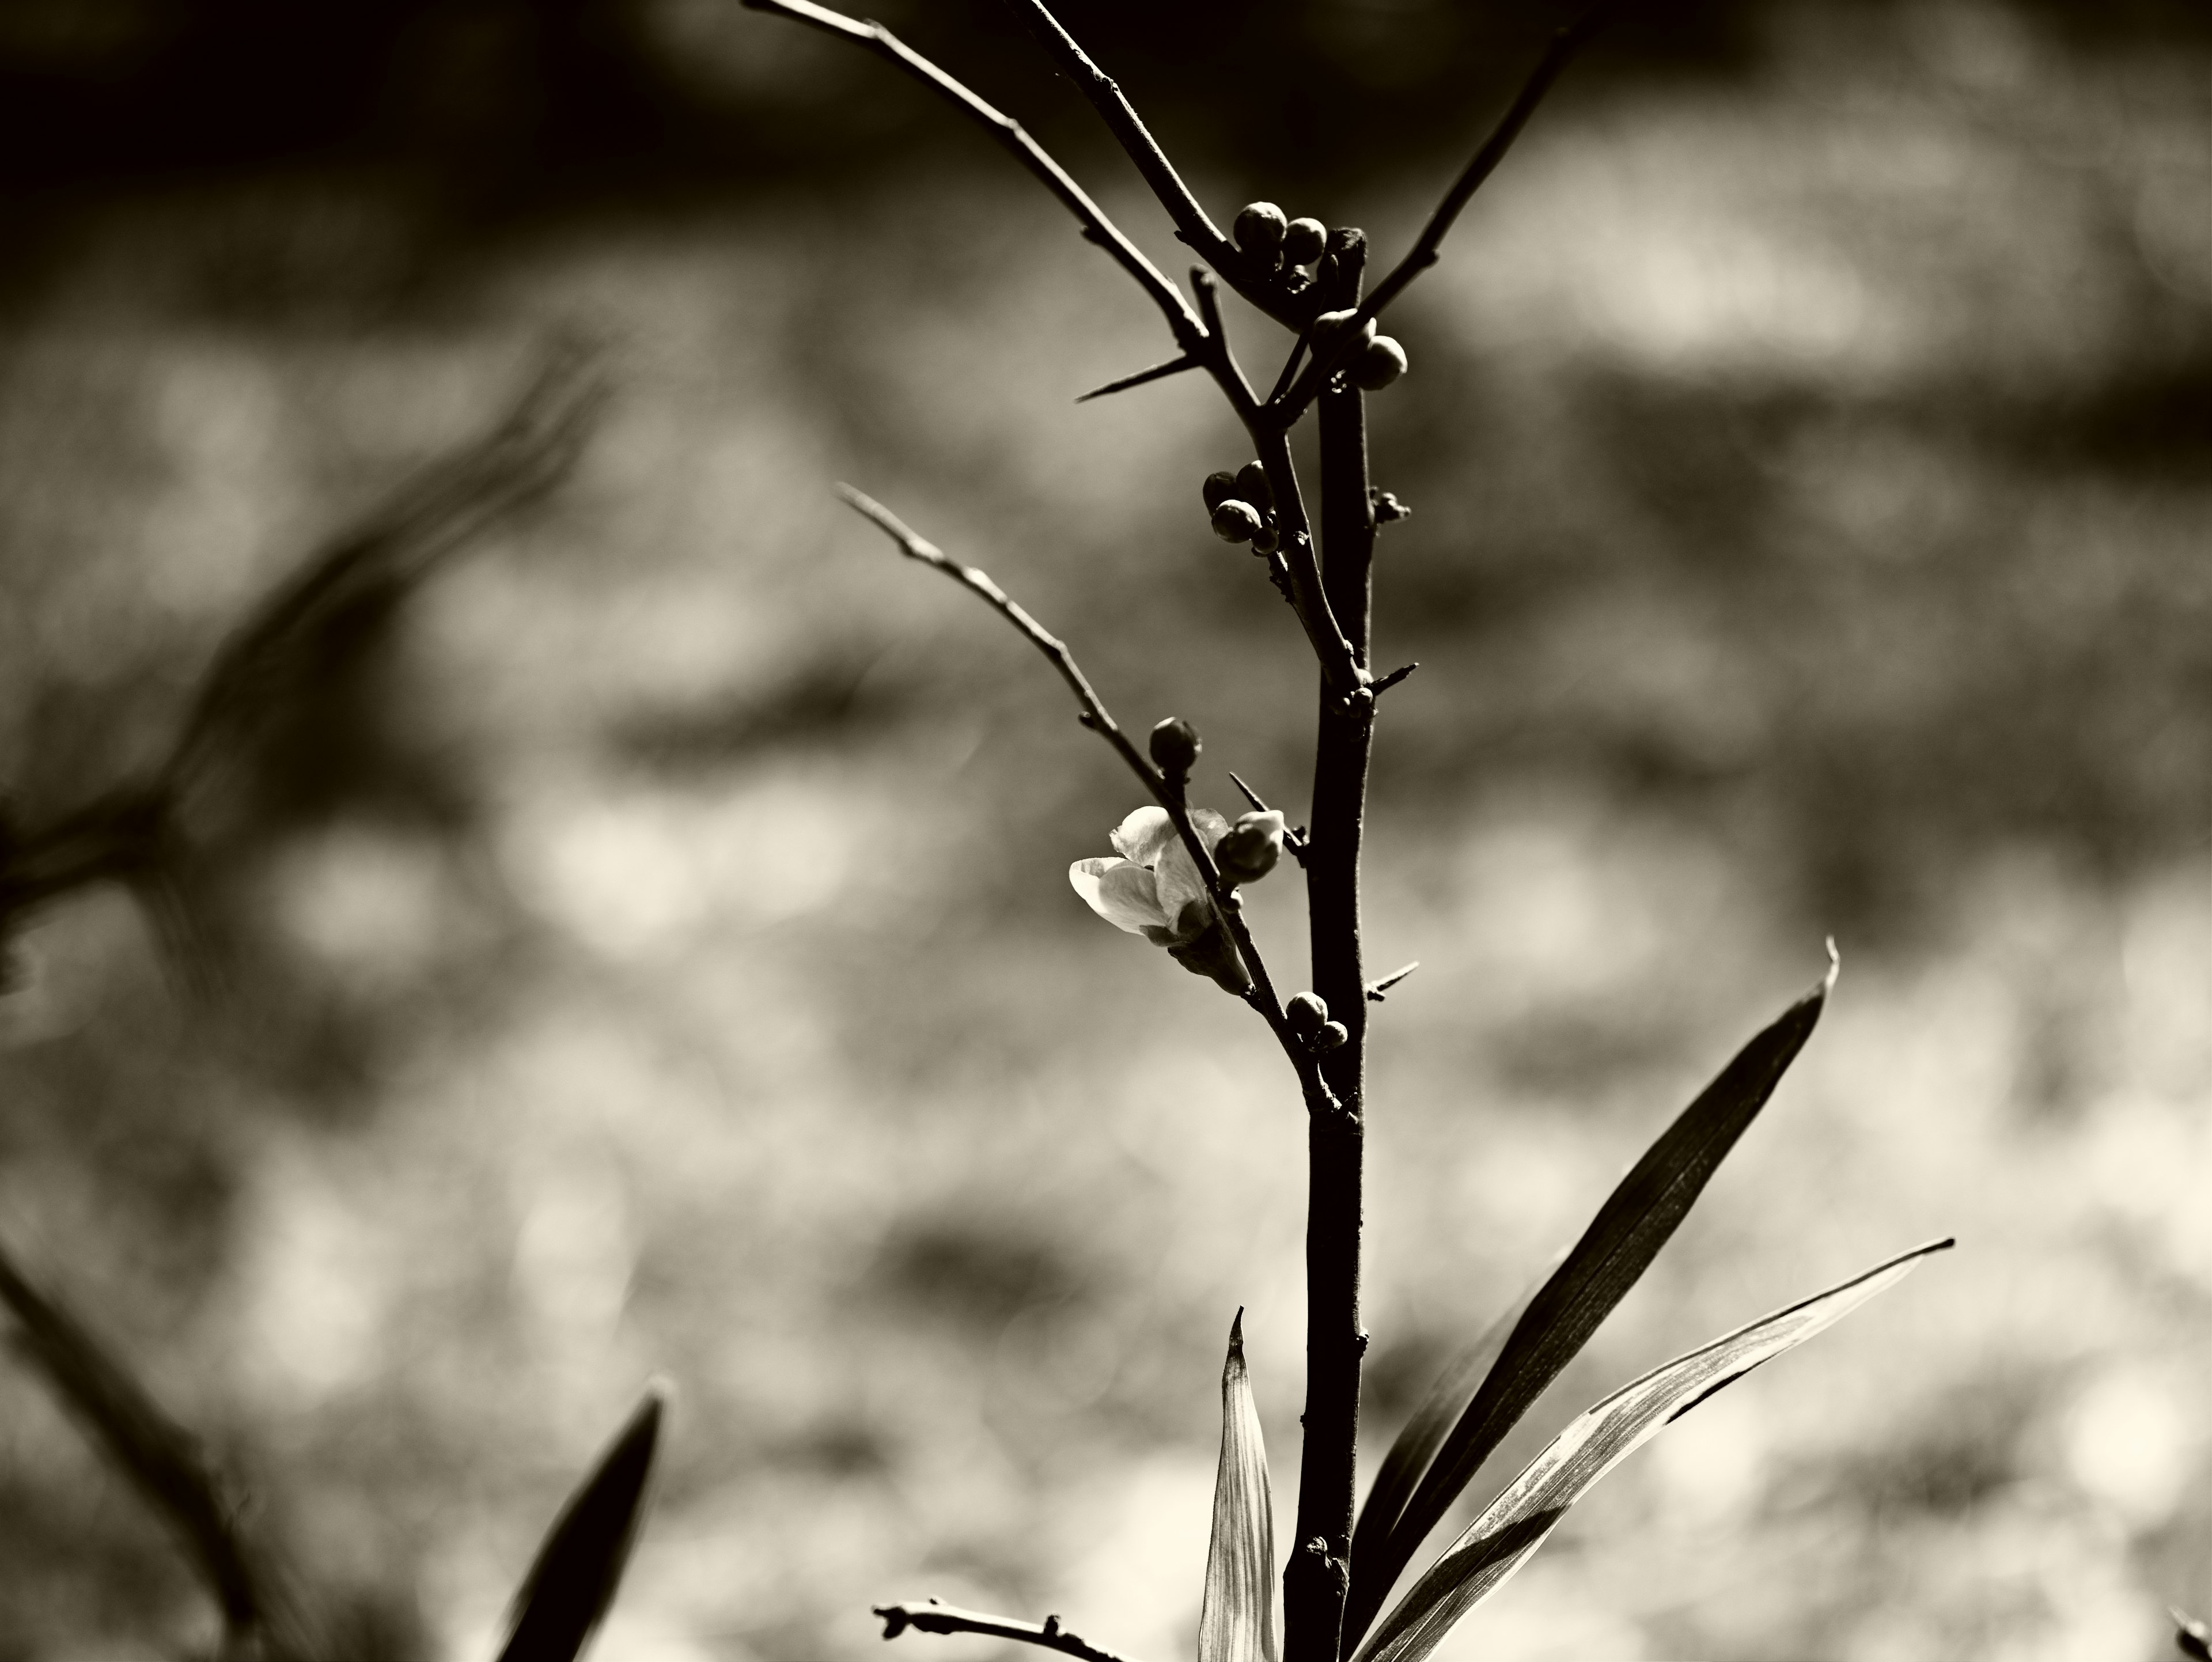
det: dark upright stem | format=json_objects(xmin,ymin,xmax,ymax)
[{"xmin": 1285, "ymin": 232, "xmax": 1377, "ymax": 1662}]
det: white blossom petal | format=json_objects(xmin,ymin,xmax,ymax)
[
  {"xmin": 1070, "ymin": 857, "xmax": 1171, "ymax": 934},
  {"xmin": 1109, "ymin": 807, "xmax": 1177, "ymax": 867},
  {"xmin": 1154, "ymin": 838, "xmax": 1213, "ymax": 935}
]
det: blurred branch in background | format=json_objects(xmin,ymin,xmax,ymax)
[{"xmin": 0, "ymin": 343, "xmax": 605, "ymax": 974}]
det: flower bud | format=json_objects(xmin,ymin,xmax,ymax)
[
  {"xmin": 1352, "ymin": 335, "xmax": 1408, "ymax": 391},
  {"xmin": 1149, "ymin": 717, "xmax": 1201, "ymax": 778},
  {"xmin": 1234, "ymin": 461, "xmax": 1274, "ymax": 516},
  {"xmin": 1312, "ymin": 309, "xmax": 1377, "ymax": 353},
  {"xmin": 1308, "ymin": 1019, "xmax": 1350, "ymax": 1054},
  {"xmin": 1282, "ymin": 217, "xmax": 1327, "ymax": 267},
  {"xmin": 1233, "ymin": 201, "xmax": 1288, "ymax": 259},
  {"xmin": 1251, "ymin": 523, "xmax": 1280, "ymax": 556},
  {"xmin": 1286, "ymin": 991, "xmax": 1330, "ymax": 1038},
  {"xmin": 1202, "ymin": 470, "xmax": 1239, "ymax": 511},
  {"xmin": 1210, "ymin": 500, "xmax": 1263, "ymax": 543},
  {"xmin": 1214, "ymin": 808, "xmax": 1285, "ymax": 884}
]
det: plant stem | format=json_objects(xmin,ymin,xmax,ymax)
[{"xmin": 1285, "ymin": 233, "xmax": 1377, "ymax": 1662}]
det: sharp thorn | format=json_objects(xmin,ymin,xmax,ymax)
[{"xmin": 1074, "ymin": 354, "xmax": 1202, "ymax": 403}]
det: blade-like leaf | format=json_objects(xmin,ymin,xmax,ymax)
[
  {"xmin": 1199, "ymin": 1311, "xmax": 1278, "ymax": 1662},
  {"xmin": 1354, "ymin": 1239, "xmax": 1953, "ymax": 1662},
  {"xmin": 0, "ymin": 1237, "xmax": 315, "ymax": 1653},
  {"xmin": 1350, "ymin": 1254, "xmax": 1559, "ymax": 1574},
  {"xmin": 497, "ymin": 1382, "xmax": 668, "ymax": 1662},
  {"xmin": 1342, "ymin": 956, "xmax": 1836, "ymax": 1647}
]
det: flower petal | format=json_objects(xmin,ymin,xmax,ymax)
[
  {"xmin": 1109, "ymin": 807, "xmax": 1177, "ymax": 867},
  {"xmin": 1154, "ymin": 836, "xmax": 1212, "ymax": 927},
  {"xmin": 1189, "ymin": 807, "xmax": 1232, "ymax": 847},
  {"xmin": 1069, "ymin": 857, "xmax": 1170, "ymax": 935}
]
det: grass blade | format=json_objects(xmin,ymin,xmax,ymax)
[
  {"xmin": 1342, "ymin": 953, "xmax": 1837, "ymax": 1647},
  {"xmin": 496, "ymin": 1383, "xmax": 668, "ymax": 1662},
  {"xmin": 0, "ymin": 1237, "xmax": 314, "ymax": 1653},
  {"xmin": 1199, "ymin": 1312, "xmax": 1278, "ymax": 1662},
  {"xmin": 1354, "ymin": 1240, "xmax": 1953, "ymax": 1662}
]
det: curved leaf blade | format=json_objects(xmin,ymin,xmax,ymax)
[
  {"xmin": 497, "ymin": 1382, "xmax": 668, "ymax": 1662},
  {"xmin": 1199, "ymin": 1311, "xmax": 1278, "ymax": 1662},
  {"xmin": 1342, "ymin": 957, "xmax": 1836, "ymax": 1647},
  {"xmin": 1354, "ymin": 1239, "xmax": 1952, "ymax": 1662}
]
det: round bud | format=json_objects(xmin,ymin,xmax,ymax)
[
  {"xmin": 1202, "ymin": 470, "xmax": 1239, "ymax": 511},
  {"xmin": 1286, "ymin": 991, "xmax": 1330, "ymax": 1038},
  {"xmin": 1211, "ymin": 500, "xmax": 1263, "ymax": 543},
  {"xmin": 1252, "ymin": 523, "xmax": 1281, "ymax": 556},
  {"xmin": 1282, "ymin": 217, "xmax": 1328, "ymax": 267},
  {"xmin": 1312, "ymin": 308, "xmax": 1378, "ymax": 353},
  {"xmin": 1352, "ymin": 335, "xmax": 1408, "ymax": 391},
  {"xmin": 1215, "ymin": 808, "xmax": 1285, "ymax": 884},
  {"xmin": 1234, "ymin": 461, "xmax": 1274, "ymax": 516},
  {"xmin": 1149, "ymin": 717, "xmax": 1201, "ymax": 777},
  {"xmin": 1233, "ymin": 201, "xmax": 1289, "ymax": 258},
  {"xmin": 1309, "ymin": 1020, "xmax": 1350, "ymax": 1054}
]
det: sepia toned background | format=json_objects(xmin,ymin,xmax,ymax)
[{"xmin": 1, "ymin": 1, "xmax": 2209, "ymax": 1657}]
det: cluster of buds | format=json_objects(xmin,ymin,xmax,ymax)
[
  {"xmin": 1311, "ymin": 308, "xmax": 1408, "ymax": 392},
  {"xmin": 1285, "ymin": 990, "xmax": 1349, "ymax": 1055},
  {"xmin": 1233, "ymin": 200, "xmax": 1331, "ymax": 288},
  {"xmin": 1204, "ymin": 460, "xmax": 1280, "ymax": 552}
]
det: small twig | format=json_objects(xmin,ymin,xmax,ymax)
[
  {"xmin": 1365, "ymin": 961, "xmax": 1420, "ymax": 1002},
  {"xmin": 1370, "ymin": 662, "xmax": 1419, "ymax": 698},
  {"xmin": 876, "ymin": 1600, "xmax": 1141, "ymax": 1662},
  {"xmin": 0, "ymin": 1239, "xmax": 314, "ymax": 1653},
  {"xmin": 1265, "ymin": 324, "xmax": 1316, "ymax": 407},
  {"xmin": 1075, "ymin": 354, "xmax": 1201, "ymax": 403},
  {"xmin": 834, "ymin": 487, "xmax": 1340, "ymax": 1114},
  {"xmin": 993, "ymin": 1, "xmax": 1320, "ymax": 331},
  {"xmin": 1188, "ymin": 270, "xmax": 1260, "ymax": 419},
  {"xmin": 743, "ymin": 0, "xmax": 1204, "ymax": 353},
  {"xmin": 1268, "ymin": 1, "xmax": 1617, "ymax": 423}
]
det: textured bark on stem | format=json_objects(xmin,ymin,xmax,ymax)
[{"xmin": 1285, "ymin": 234, "xmax": 1377, "ymax": 1662}]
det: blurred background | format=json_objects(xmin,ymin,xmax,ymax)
[{"xmin": 1, "ymin": 0, "xmax": 2208, "ymax": 1656}]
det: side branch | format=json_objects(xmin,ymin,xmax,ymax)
[
  {"xmin": 1268, "ymin": 1, "xmax": 1615, "ymax": 422},
  {"xmin": 876, "ymin": 1601, "xmax": 1140, "ymax": 1662},
  {"xmin": 997, "ymin": 0, "xmax": 1315, "ymax": 331},
  {"xmin": 834, "ymin": 487, "xmax": 1340, "ymax": 1114},
  {"xmin": 744, "ymin": 0, "xmax": 1203, "ymax": 348}
]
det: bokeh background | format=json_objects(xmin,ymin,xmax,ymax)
[{"xmin": 1, "ymin": 1, "xmax": 2209, "ymax": 1657}]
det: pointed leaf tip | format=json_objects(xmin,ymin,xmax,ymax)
[
  {"xmin": 1200, "ymin": 1315, "xmax": 1278, "ymax": 1662},
  {"xmin": 1353, "ymin": 1240, "xmax": 1948, "ymax": 1662},
  {"xmin": 495, "ymin": 1384, "xmax": 669, "ymax": 1662}
]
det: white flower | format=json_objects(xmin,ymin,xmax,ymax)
[{"xmin": 1069, "ymin": 806, "xmax": 1250, "ymax": 993}]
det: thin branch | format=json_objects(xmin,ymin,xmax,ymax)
[
  {"xmin": 1075, "ymin": 354, "xmax": 1201, "ymax": 403},
  {"xmin": 835, "ymin": 486, "xmax": 1340, "ymax": 1114},
  {"xmin": 743, "ymin": 0, "xmax": 1203, "ymax": 351},
  {"xmin": 994, "ymin": 1, "xmax": 1319, "ymax": 331},
  {"xmin": 1365, "ymin": 961, "xmax": 1420, "ymax": 1001},
  {"xmin": 1268, "ymin": 1, "xmax": 1616, "ymax": 423},
  {"xmin": 877, "ymin": 1601, "xmax": 1142, "ymax": 1662},
  {"xmin": 0, "ymin": 1239, "xmax": 313, "ymax": 1653}
]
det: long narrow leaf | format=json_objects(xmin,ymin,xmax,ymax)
[
  {"xmin": 1342, "ymin": 955, "xmax": 1836, "ymax": 1646},
  {"xmin": 497, "ymin": 1383, "xmax": 668, "ymax": 1662},
  {"xmin": 1199, "ymin": 1312, "xmax": 1278, "ymax": 1662},
  {"xmin": 1355, "ymin": 1239, "xmax": 1953, "ymax": 1662},
  {"xmin": 0, "ymin": 1237, "xmax": 316, "ymax": 1654},
  {"xmin": 1349, "ymin": 1254, "xmax": 1558, "ymax": 1574}
]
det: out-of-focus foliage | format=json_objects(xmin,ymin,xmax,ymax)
[{"xmin": 0, "ymin": 2, "xmax": 2207, "ymax": 1659}]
